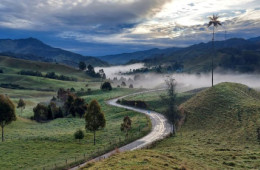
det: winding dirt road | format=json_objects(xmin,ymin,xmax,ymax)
[{"xmin": 70, "ymin": 89, "xmax": 172, "ymax": 170}]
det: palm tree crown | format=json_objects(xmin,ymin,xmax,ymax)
[{"xmin": 208, "ymin": 14, "xmax": 222, "ymax": 28}]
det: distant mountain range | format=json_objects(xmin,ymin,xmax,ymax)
[
  {"xmin": 97, "ymin": 47, "xmax": 182, "ymax": 65},
  {"xmin": 0, "ymin": 38, "xmax": 109, "ymax": 67},
  {"xmin": 98, "ymin": 36, "xmax": 260, "ymax": 73},
  {"xmin": 1, "ymin": 36, "xmax": 259, "ymax": 73}
]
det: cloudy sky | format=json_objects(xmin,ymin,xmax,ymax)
[{"xmin": 0, "ymin": 0, "xmax": 259, "ymax": 56}]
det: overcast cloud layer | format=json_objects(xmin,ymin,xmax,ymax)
[{"xmin": 0, "ymin": 0, "xmax": 259, "ymax": 56}]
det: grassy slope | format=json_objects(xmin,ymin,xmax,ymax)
[
  {"xmin": 85, "ymin": 83, "xmax": 260, "ymax": 169},
  {"xmin": 0, "ymin": 55, "xmax": 93, "ymax": 81},
  {"xmin": 0, "ymin": 88, "xmax": 151, "ymax": 170},
  {"xmin": 0, "ymin": 56, "xmax": 151, "ymax": 169}
]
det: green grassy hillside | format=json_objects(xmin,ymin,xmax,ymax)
[
  {"xmin": 0, "ymin": 55, "xmax": 92, "ymax": 80},
  {"xmin": 85, "ymin": 83, "xmax": 260, "ymax": 169},
  {"xmin": 0, "ymin": 88, "xmax": 151, "ymax": 169}
]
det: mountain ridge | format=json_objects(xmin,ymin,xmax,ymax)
[{"xmin": 0, "ymin": 38, "xmax": 109, "ymax": 67}]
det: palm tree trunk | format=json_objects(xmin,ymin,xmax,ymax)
[{"xmin": 212, "ymin": 26, "xmax": 215, "ymax": 87}]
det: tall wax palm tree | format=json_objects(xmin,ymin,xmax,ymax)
[{"xmin": 208, "ymin": 14, "xmax": 221, "ymax": 87}]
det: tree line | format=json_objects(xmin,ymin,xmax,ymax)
[{"xmin": 18, "ymin": 70, "xmax": 77, "ymax": 81}]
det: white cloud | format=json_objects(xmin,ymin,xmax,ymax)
[{"xmin": 0, "ymin": 0, "xmax": 259, "ymax": 48}]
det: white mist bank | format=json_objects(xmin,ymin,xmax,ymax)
[
  {"xmin": 95, "ymin": 65, "xmax": 260, "ymax": 90},
  {"xmin": 95, "ymin": 63, "xmax": 144, "ymax": 77}
]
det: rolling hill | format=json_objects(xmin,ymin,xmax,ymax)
[
  {"xmin": 0, "ymin": 38, "xmax": 109, "ymax": 67},
  {"xmin": 84, "ymin": 82, "xmax": 260, "ymax": 169}
]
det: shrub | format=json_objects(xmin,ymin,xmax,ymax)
[
  {"xmin": 33, "ymin": 104, "xmax": 51, "ymax": 122},
  {"xmin": 74, "ymin": 129, "xmax": 84, "ymax": 142},
  {"xmin": 101, "ymin": 82, "xmax": 112, "ymax": 91}
]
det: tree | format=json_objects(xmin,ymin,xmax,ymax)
[
  {"xmin": 99, "ymin": 69, "xmax": 106, "ymax": 80},
  {"xmin": 120, "ymin": 116, "xmax": 132, "ymax": 138},
  {"xmin": 121, "ymin": 81, "xmax": 126, "ymax": 87},
  {"xmin": 79, "ymin": 61, "xmax": 86, "ymax": 70},
  {"xmin": 85, "ymin": 100, "xmax": 106, "ymax": 145},
  {"xmin": 71, "ymin": 97, "xmax": 88, "ymax": 118},
  {"xmin": 33, "ymin": 104, "xmax": 51, "ymax": 122},
  {"xmin": 74, "ymin": 129, "xmax": 84, "ymax": 142},
  {"xmin": 101, "ymin": 82, "xmax": 112, "ymax": 91},
  {"xmin": 129, "ymin": 84, "xmax": 134, "ymax": 88},
  {"xmin": 160, "ymin": 78, "xmax": 179, "ymax": 135},
  {"xmin": 0, "ymin": 95, "xmax": 16, "ymax": 142},
  {"xmin": 208, "ymin": 14, "xmax": 221, "ymax": 87},
  {"xmin": 17, "ymin": 98, "xmax": 26, "ymax": 115}
]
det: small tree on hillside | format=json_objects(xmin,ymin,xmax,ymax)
[
  {"xmin": 74, "ymin": 129, "xmax": 84, "ymax": 142},
  {"xmin": 101, "ymin": 82, "xmax": 112, "ymax": 91},
  {"xmin": 79, "ymin": 61, "xmax": 86, "ymax": 71},
  {"xmin": 129, "ymin": 84, "xmax": 134, "ymax": 88},
  {"xmin": 85, "ymin": 100, "xmax": 106, "ymax": 145},
  {"xmin": 17, "ymin": 98, "xmax": 26, "ymax": 115},
  {"xmin": 0, "ymin": 94, "xmax": 16, "ymax": 142},
  {"xmin": 121, "ymin": 81, "xmax": 126, "ymax": 87},
  {"xmin": 160, "ymin": 78, "xmax": 179, "ymax": 135},
  {"xmin": 120, "ymin": 116, "xmax": 132, "ymax": 139}
]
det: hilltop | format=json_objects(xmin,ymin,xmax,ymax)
[
  {"xmin": 85, "ymin": 83, "xmax": 260, "ymax": 169},
  {"xmin": 0, "ymin": 38, "xmax": 109, "ymax": 67}
]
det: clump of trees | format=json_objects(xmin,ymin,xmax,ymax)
[
  {"xmin": 33, "ymin": 88, "xmax": 88, "ymax": 122},
  {"xmin": 160, "ymin": 78, "xmax": 179, "ymax": 135},
  {"xmin": 17, "ymin": 98, "xmax": 26, "ymax": 115},
  {"xmin": 85, "ymin": 100, "xmax": 106, "ymax": 145},
  {"xmin": 19, "ymin": 70, "xmax": 43, "ymax": 77},
  {"xmin": 0, "ymin": 94, "xmax": 16, "ymax": 142},
  {"xmin": 64, "ymin": 94, "xmax": 88, "ymax": 118},
  {"xmin": 101, "ymin": 82, "xmax": 112, "ymax": 91},
  {"xmin": 78, "ymin": 61, "xmax": 86, "ymax": 71},
  {"xmin": 33, "ymin": 104, "xmax": 52, "ymax": 122},
  {"xmin": 121, "ymin": 116, "xmax": 132, "ymax": 138},
  {"xmin": 74, "ymin": 129, "xmax": 84, "ymax": 142},
  {"xmin": 86, "ymin": 65, "xmax": 101, "ymax": 78},
  {"xmin": 18, "ymin": 70, "xmax": 77, "ymax": 81}
]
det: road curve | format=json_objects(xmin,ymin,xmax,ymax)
[{"xmin": 70, "ymin": 89, "xmax": 172, "ymax": 170}]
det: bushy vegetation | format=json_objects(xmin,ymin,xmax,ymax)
[
  {"xmin": 117, "ymin": 99, "xmax": 148, "ymax": 109},
  {"xmin": 74, "ymin": 129, "xmax": 84, "ymax": 142},
  {"xmin": 101, "ymin": 82, "xmax": 112, "ymax": 91}
]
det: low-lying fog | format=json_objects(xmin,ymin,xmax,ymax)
[{"xmin": 96, "ymin": 64, "xmax": 260, "ymax": 91}]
